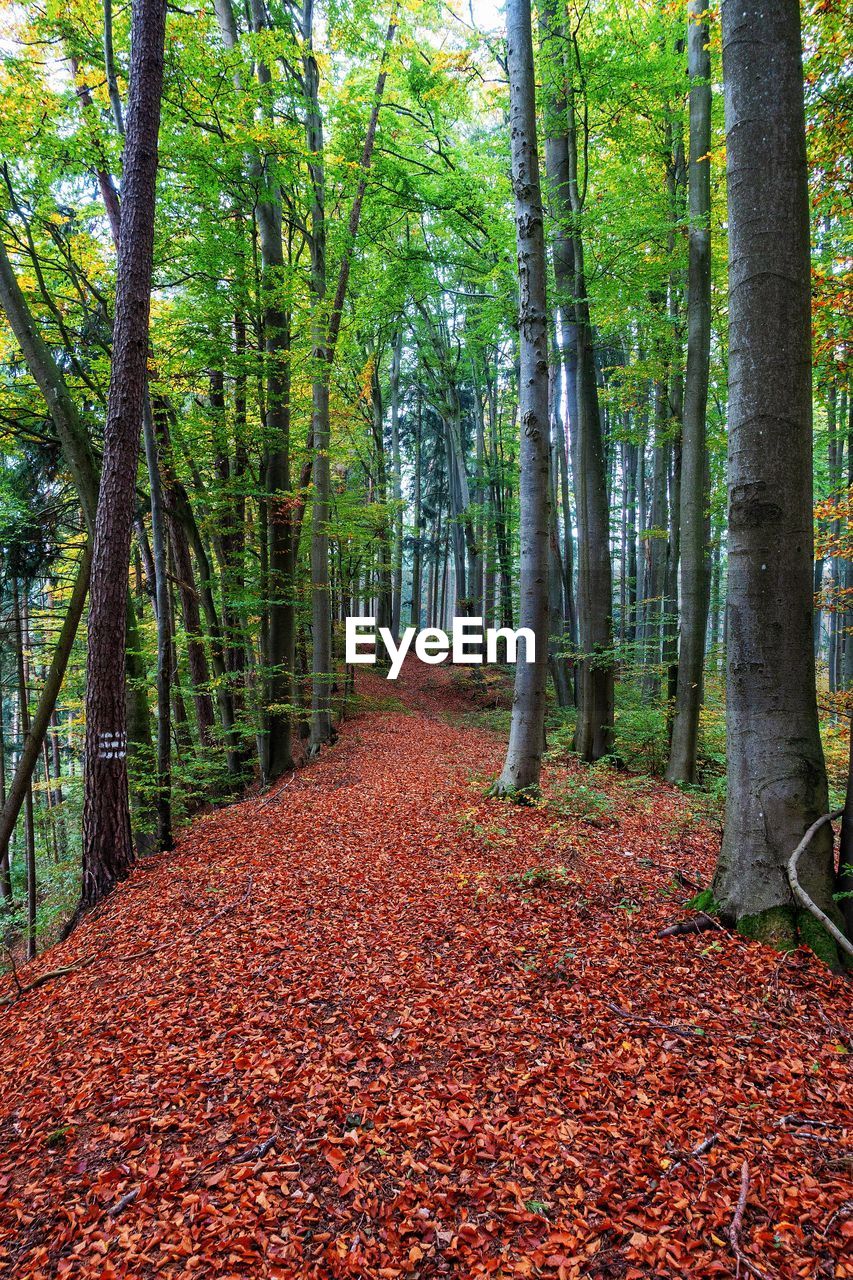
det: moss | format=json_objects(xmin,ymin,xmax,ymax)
[
  {"xmin": 685, "ymin": 888, "xmax": 721, "ymax": 914},
  {"xmin": 737, "ymin": 905, "xmax": 798, "ymax": 952},
  {"xmin": 735, "ymin": 904, "xmax": 848, "ymax": 970},
  {"xmin": 797, "ymin": 909, "xmax": 844, "ymax": 972}
]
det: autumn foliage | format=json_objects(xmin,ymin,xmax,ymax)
[{"xmin": 0, "ymin": 664, "xmax": 849, "ymax": 1279}]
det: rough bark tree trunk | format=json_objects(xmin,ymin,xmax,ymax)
[{"xmin": 82, "ymin": 0, "xmax": 167, "ymax": 908}]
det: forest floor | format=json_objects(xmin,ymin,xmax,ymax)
[{"xmin": 0, "ymin": 661, "xmax": 851, "ymax": 1280}]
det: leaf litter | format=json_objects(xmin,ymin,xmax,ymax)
[{"xmin": 0, "ymin": 661, "xmax": 850, "ymax": 1278}]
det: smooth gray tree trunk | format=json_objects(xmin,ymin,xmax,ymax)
[
  {"xmin": 712, "ymin": 0, "xmax": 847, "ymax": 965},
  {"xmin": 142, "ymin": 395, "xmax": 172, "ymax": 848},
  {"xmin": 310, "ymin": 17, "xmax": 396, "ymax": 752},
  {"xmin": 494, "ymin": 0, "xmax": 551, "ymax": 796},
  {"xmin": 667, "ymin": 0, "xmax": 713, "ymax": 783}
]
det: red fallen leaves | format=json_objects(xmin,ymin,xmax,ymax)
[{"xmin": 0, "ymin": 659, "xmax": 850, "ymax": 1279}]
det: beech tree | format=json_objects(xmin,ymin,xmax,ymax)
[
  {"xmin": 711, "ymin": 0, "xmax": 846, "ymax": 963},
  {"xmin": 81, "ymin": 0, "xmax": 168, "ymax": 907},
  {"xmin": 493, "ymin": 0, "xmax": 550, "ymax": 796},
  {"xmin": 667, "ymin": 0, "xmax": 713, "ymax": 784}
]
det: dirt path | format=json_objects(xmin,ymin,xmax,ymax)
[{"xmin": 1, "ymin": 662, "xmax": 850, "ymax": 1278}]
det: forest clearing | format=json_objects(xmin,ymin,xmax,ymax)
[{"xmin": 0, "ymin": 661, "xmax": 850, "ymax": 1279}]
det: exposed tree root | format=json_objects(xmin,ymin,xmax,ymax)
[{"xmin": 787, "ymin": 810, "xmax": 853, "ymax": 961}]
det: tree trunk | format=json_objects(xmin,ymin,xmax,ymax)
[
  {"xmin": 0, "ymin": 657, "xmax": 9, "ymax": 902},
  {"xmin": 390, "ymin": 327, "xmax": 404, "ymax": 642},
  {"xmin": 494, "ymin": 0, "xmax": 551, "ymax": 795},
  {"xmin": 667, "ymin": 0, "xmax": 712, "ymax": 783},
  {"xmin": 545, "ymin": 15, "xmax": 614, "ymax": 760},
  {"xmin": 82, "ymin": 0, "xmax": 167, "ymax": 909},
  {"xmin": 0, "ymin": 544, "xmax": 92, "ymax": 875},
  {"xmin": 13, "ymin": 581, "xmax": 36, "ymax": 958},
  {"xmin": 411, "ymin": 388, "xmax": 423, "ymax": 627},
  {"xmin": 640, "ymin": 379, "xmax": 669, "ymax": 697},
  {"xmin": 712, "ymin": 0, "xmax": 847, "ymax": 964},
  {"xmin": 141, "ymin": 394, "xmax": 172, "ymax": 848},
  {"xmin": 310, "ymin": 15, "xmax": 397, "ymax": 751}
]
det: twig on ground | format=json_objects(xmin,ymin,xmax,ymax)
[
  {"xmin": 787, "ymin": 810, "xmax": 853, "ymax": 960},
  {"xmin": 728, "ymin": 1159, "xmax": 765, "ymax": 1279},
  {"xmin": 664, "ymin": 1131, "xmax": 720, "ymax": 1177},
  {"xmin": 637, "ymin": 859, "xmax": 702, "ymax": 891},
  {"xmin": 776, "ymin": 1114, "xmax": 846, "ymax": 1131},
  {"xmin": 121, "ymin": 876, "xmax": 253, "ymax": 963},
  {"xmin": 604, "ymin": 1000, "xmax": 704, "ymax": 1040},
  {"xmin": 257, "ymin": 774, "xmax": 298, "ymax": 808},
  {"xmin": 768, "ymin": 949, "xmax": 798, "ymax": 997},
  {"xmin": 2, "ymin": 945, "xmax": 23, "ymax": 997},
  {"xmin": 233, "ymin": 1134, "xmax": 277, "ymax": 1163},
  {"xmin": 822, "ymin": 1199, "xmax": 853, "ymax": 1238},
  {"xmin": 816, "ymin": 1005, "xmax": 853, "ymax": 1052},
  {"xmin": 107, "ymin": 1187, "xmax": 140, "ymax": 1217}
]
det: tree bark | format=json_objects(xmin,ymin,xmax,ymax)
[
  {"xmin": 667, "ymin": 0, "xmax": 712, "ymax": 783},
  {"xmin": 494, "ymin": 0, "xmax": 551, "ymax": 795},
  {"xmin": 411, "ymin": 388, "xmax": 423, "ymax": 627},
  {"xmin": 544, "ymin": 12, "xmax": 614, "ymax": 760},
  {"xmin": 390, "ymin": 327, "xmax": 404, "ymax": 642},
  {"xmin": 0, "ymin": 544, "xmax": 92, "ymax": 875},
  {"xmin": 13, "ymin": 581, "xmax": 36, "ymax": 958},
  {"xmin": 309, "ymin": 15, "xmax": 397, "ymax": 751},
  {"xmin": 712, "ymin": 0, "xmax": 847, "ymax": 963},
  {"xmin": 142, "ymin": 394, "xmax": 172, "ymax": 848},
  {"xmin": 82, "ymin": 0, "xmax": 167, "ymax": 908}
]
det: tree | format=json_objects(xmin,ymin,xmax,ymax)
[
  {"xmin": 493, "ymin": 0, "xmax": 550, "ymax": 797},
  {"xmin": 541, "ymin": 2, "xmax": 614, "ymax": 763},
  {"xmin": 667, "ymin": 0, "xmax": 712, "ymax": 784},
  {"xmin": 81, "ymin": 0, "xmax": 168, "ymax": 908},
  {"xmin": 308, "ymin": 13, "xmax": 397, "ymax": 754},
  {"xmin": 711, "ymin": 0, "xmax": 848, "ymax": 963}
]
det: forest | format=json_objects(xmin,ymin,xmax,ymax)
[{"xmin": 0, "ymin": 0, "xmax": 850, "ymax": 1276}]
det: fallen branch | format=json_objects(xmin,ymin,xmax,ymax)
[
  {"xmin": 256, "ymin": 774, "xmax": 298, "ymax": 809},
  {"xmin": 658, "ymin": 913, "xmax": 720, "ymax": 939},
  {"xmin": 787, "ymin": 810, "xmax": 853, "ymax": 960},
  {"xmin": 604, "ymin": 1000, "xmax": 704, "ymax": 1040},
  {"xmin": 2, "ymin": 946, "xmax": 23, "ymax": 998},
  {"xmin": 0, "ymin": 952, "xmax": 98, "ymax": 1008},
  {"xmin": 107, "ymin": 1187, "xmax": 140, "ymax": 1217},
  {"xmin": 728, "ymin": 1159, "xmax": 765, "ymax": 1279}
]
